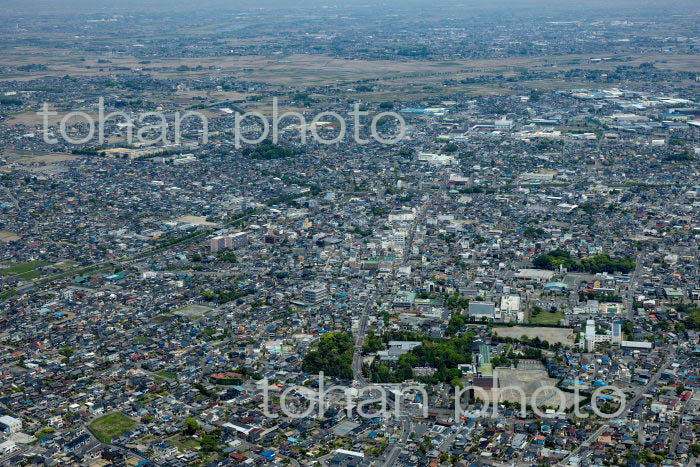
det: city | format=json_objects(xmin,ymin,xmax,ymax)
[{"xmin": 0, "ymin": 1, "xmax": 699, "ymax": 466}]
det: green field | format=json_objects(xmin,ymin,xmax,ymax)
[
  {"xmin": 0, "ymin": 260, "xmax": 50, "ymax": 277},
  {"xmin": 0, "ymin": 288, "xmax": 17, "ymax": 301},
  {"xmin": 529, "ymin": 311, "xmax": 565, "ymax": 325},
  {"xmin": 157, "ymin": 370, "xmax": 177, "ymax": 379},
  {"xmin": 89, "ymin": 413, "xmax": 137, "ymax": 442},
  {"xmin": 15, "ymin": 270, "xmax": 43, "ymax": 280}
]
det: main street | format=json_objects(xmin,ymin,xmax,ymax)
[
  {"xmin": 626, "ymin": 251, "xmax": 644, "ymax": 319},
  {"xmin": 351, "ymin": 195, "xmax": 432, "ymax": 466}
]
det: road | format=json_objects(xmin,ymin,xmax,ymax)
[
  {"xmin": 384, "ymin": 414, "xmax": 413, "ymax": 467},
  {"xmin": 439, "ymin": 426, "xmax": 460, "ymax": 454},
  {"xmin": 352, "ymin": 197, "xmax": 431, "ymax": 381},
  {"xmin": 401, "ymin": 201, "xmax": 429, "ymax": 265},
  {"xmin": 0, "ymin": 185, "xmax": 18, "ymax": 208},
  {"xmin": 626, "ymin": 251, "xmax": 643, "ymax": 319},
  {"xmin": 0, "ymin": 443, "xmax": 34, "ymax": 465},
  {"xmin": 670, "ymin": 357, "xmax": 691, "ymax": 456}
]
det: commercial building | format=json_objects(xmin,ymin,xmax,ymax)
[
  {"xmin": 494, "ymin": 118, "xmax": 513, "ymax": 130},
  {"xmin": 469, "ymin": 302, "xmax": 496, "ymax": 320},
  {"xmin": 447, "ymin": 174, "xmax": 470, "ymax": 187},
  {"xmin": 302, "ymin": 283, "xmax": 329, "ymax": 305},
  {"xmin": 393, "ymin": 291, "xmax": 416, "ymax": 309}
]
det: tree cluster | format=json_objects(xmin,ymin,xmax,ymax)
[
  {"xmin": 369, "ymin": 333, "xmax": 473, "ymax": 385},
  {"xmin": 302, "ymin": 332, "xmax": 354, "ymax": 379},
  {"xmin": 244, "ymin": 140, "xmax": 298, "ymax": 160},
  {"xmin": 533, "ymin": 249, "xmax": 635, "ymax": 274}
]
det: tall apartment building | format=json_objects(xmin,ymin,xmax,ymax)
[
  {"xmin": 585, "ymin": 319, "xmax": 596, "ymax": 352},
  {"xmin": 612, "ymin": 321, "xmax": 623, "ymax": 344},
  {"xmin": 211, "ymin": 231, "xmax": 249, "ymax": 253},
  {"xmin": 210, "ymin": 236, "xmax": 226, "ymax": 253}
]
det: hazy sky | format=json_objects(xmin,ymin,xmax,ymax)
[{"xmin": 1, "ymin": 0, "xmax": 697, "ymax": 16}]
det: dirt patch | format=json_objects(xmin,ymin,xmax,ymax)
[
  {"xmin": 493, "ymin": 326, "xmax": 575, "ymax": 346},
  {"xmin": 176, "ymin": 215, "xmax": 218, "ymax": 226},
  {"xmin": 0, "ymin": 230, "xmax": 20, "ymax": 242},
  {"xmin": 497, "ymin": 365, "xmax": 579, "ymax": 409}
]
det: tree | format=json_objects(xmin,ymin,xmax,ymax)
[
  {"xmin": 621, "ymin": 320, "xmax": 634, "ymax": 337},
  {"xmin": 442, "ymin": 143, "xmax": 458, "ymax": 153},
  {"xmin": 184, "ymin": 417, "xmax": 199, "ymax": 435},
  {"xmin": 363, "ymin": 333, "xmax": 384, "ymax": 354}
]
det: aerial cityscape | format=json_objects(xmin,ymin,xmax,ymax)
[{"xmin": 0, "ymin": 0, "xmax": 699, "ymax": 466}]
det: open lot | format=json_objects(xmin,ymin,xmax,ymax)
[
  {"xmin": 157, "ymin": 370, "xmax": 177, "ymax": 379},
  {"xmin": 0, "ymin": 231, "xmax": 21, "ymax": 242},
  {"xmin": 176, "ymin": 215, "xmax": 219, "ymax": 227},
  {"xmin": 493, "ymin": 326, "xmax": 575, "ymax": 346},
  {"xmin": 89, "ymin": 412, "xmax": 137, "ymax": 443},
  {"xmin": 496, "ymin": 363, "xmax": 579, "ymax": 409},
  {"xmin": 2, "ymin": 150, "xmax": 79, "ymax": 172},
  {"xmin": 529, "ymin": 310, "xmax": 565, "ymax": 325},
  {"xmin": 174, "ymin": 304, "xmax": 213, "ymax": 318}
]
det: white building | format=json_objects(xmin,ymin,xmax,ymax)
[
  {"xmin": 389, "ymin": 230, "xmax": 406, "ymax": 246},
  {"xmin": 0, "ymin": 415, "xmax": 21, "ymax": 434},
  {"xmin": 172, "ymin": 153, "xmax": 197, "ymax": 165},
  {"xmin": 468, "ymin": 302, "xmax": 496, "ymax": 320},
  {"xmin": 225, "ymin": 231, "xmax": 249, "ymax": 249},
  {"xmin": 585, "ymin": 319, "xmax": 596, "ymax": 352},
  {"xmin": 302, "ymin": 283, "xmax": 329, "ymax": 305},
  {"xmin": 612, "ymin": 321, "xmax": 623, "ymax": 344},
  {"xmin": 418, "ymin": 153, "xmax": 455, "ymax": 165},
  {"xmin": 212, "ymin": 232, "xmax": 249, "ymax": 253},
  {"xmin": 500, "ymin": 295, "xmax": 521, "ymax": 322},
  {"xmin": 495, "ymin": 118, "xmax": 513, "ymax": 131}
]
